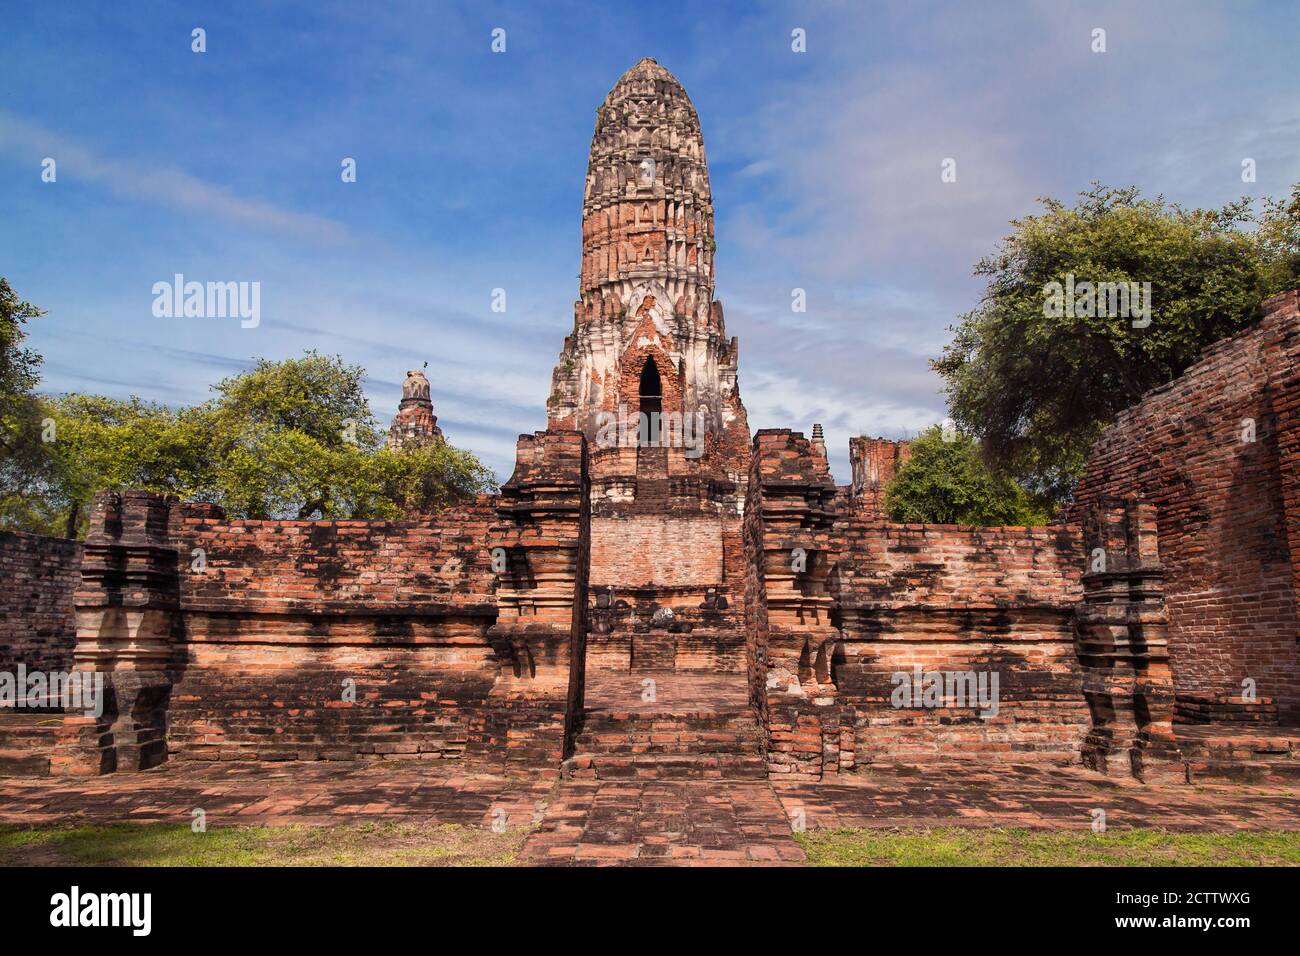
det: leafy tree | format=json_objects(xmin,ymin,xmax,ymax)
[
  {"xmin": 1257, "ymin": 183, "xmax": 1300, "ymax": 294},
  {"xmin": 0, "ymin": 280, "xmax": 64, "ymax": 533},
  {"xmin": 193, "ymin": 352, "xmax": 386, "ymax": 519},
  {"xmin": 883, "ymin": 426, "xmax": 1049, "ymax": 526},
  {"xmin": 42, "ymin": 395, "xmax": 209, "ymax": 534},
  {"xmin": 0, "ymin": 311, "xmax": 498, "ymax": 533},
  {"xmin": 934, "ymin": 183, "xmax": 1299, "ymax": 503},
  {"xmin": 351, "ymin": 444, "xmax": 499, "ymax": 519},
  {"xmin": 0, "ymin": 402, "xmax": 67, "ymax": 535},
  {"xmin": 0, "ymin": 278, "xmax": 42, "ymax": 420}
]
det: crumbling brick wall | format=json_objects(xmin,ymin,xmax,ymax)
[
  {"xmin": 747, "ymin": 430, "xmax": 848, "ymax": 777},
  {"xmin": 749, "ymin": 429, "xmax": 1089, "ymax": 777},
  {"xmin": 0, "ymin": 530, "xmax": 81, "ymax": 678},
  {"xmin": 832, "ymin": 520, "xmax": 1088, "ymax": 766},
  {"xmin": 161, "ymin": 501, "xmax": 501, "ymax": 762},
  {"xmin": 848, "ymin": 436, "xmax": 911, "ymax": 517},
  {"xmin": 476, "ymin": 430, "xmax": 589, "ymax": 766},
  {"xmin": 1072, "ymin": 291, "xmax": 1300, "ymax": 723}
]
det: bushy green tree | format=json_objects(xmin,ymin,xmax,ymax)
[
  {"xmin": 883, "ymin": 426, "xmax": 1049, "ymax": 526},
  {"xmin": 43, "ymin": 395, "xmax": 204, "ymax": 534},
  {"xmin": 0, "ymin": 296, "xmax": 498, "ymax": 535},
  {"xmin": 0, "ymin": 279, "xmax": 42, "ymax": 422},
  {"xmin": 192, "ymin": 352, "xmax": 386, "ymax": 519},
  {"xmin": 935, "ymin": 183, "xmax": 1300, "ymax": 503},
  {"xmin": 0, "ymin": 279, "xmax": 64, "ymax": 533},
  {"xmin": 1257, "ymin": 183, "xmax": 1300, "ymax": 294},
  {"xmin": 351, "ymin": 443, "xmax": 499, "ymax": 519}
]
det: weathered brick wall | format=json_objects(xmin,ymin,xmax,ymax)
[
  {"xmin": 478, "ymin": 430, "xmax": 589, "ymax": 766},
  {"xmin": 162, "ymin": 501, "xmax": 501, "ymax": 762},
  {"xmin": 1072, "ymin": 291, "xmax": 1300, "ymax": 722},
  {"xmin": 831, "ymin": 520, "xmax": 1089, "ymax": 766},
  {"xmin": 0, "ymin": 530, "xmax": 81, "ymax": 678},
  {"xmin": 749, "ymin": 429, "xmax": 1090, "ymax": 776},
  {"xmin": 590, "ymin": 516, "xmax": 723, "ymax": 588}
]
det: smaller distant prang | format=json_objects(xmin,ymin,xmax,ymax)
[{"xmin": 387, "ymin": 369, "xmax": 444, "ymax": 449}]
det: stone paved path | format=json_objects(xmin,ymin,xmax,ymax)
[
  {"xmin": 775, "ymin": 763, "xmax": 1300, "ymax": 833},
  {"xmin": 2, "ymin": 761, "xmax": 1298, "ymax": 866},
  {"xmin": 0, "ymin": 762, "xmax": 554, "ymax": 829},
  {"xmin": 517, "ymin": 779, "xmax": 804, "ymax": 865}
]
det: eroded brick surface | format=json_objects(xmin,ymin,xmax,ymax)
[
  {"xmin": 0, "ymin": 531, "xmax": 80, "ymax": 677},
  {"xmin": 1072, "ymin": 291, "xmax": 1300, "ymax": 722}
]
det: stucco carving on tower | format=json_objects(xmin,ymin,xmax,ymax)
[{"xmin": 546, "ymin": 58, "xmax": 749, "ymax": 479}]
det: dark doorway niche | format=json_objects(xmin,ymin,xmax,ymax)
[{"xmin": 638, "ymin": 360, "xmax": 662, "ymax": 446}]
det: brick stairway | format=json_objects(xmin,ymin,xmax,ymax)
[
  {"xmin": 629, "ymin": 632, "xmax": 676, "ymax": 673},
  {"xmin": 0, "ymin": 711, "xmax": 64, "ymax": 777},
  {"xmin": 1176, "ymin": 724, "xmax": 1300, "ymax": 784},
  {"xmin": 562, "ymin": 673, "xmax": 765, "ymax": 780}
]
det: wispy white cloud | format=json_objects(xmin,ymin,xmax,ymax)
[
  {"xmin": 707, "ymin": 0, "xmax": 1300, "ymax": 478},
  {"xmin": 0, "ymin": 112, "xmax": 351, "ymax": 244}
]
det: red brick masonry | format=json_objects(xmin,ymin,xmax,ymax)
[
  {"xmin": 4, "ymin": 53, "xmax": 1300, "ymax": 796},
  {"xmin": 4, "ymin": 294, "xmax": 1300, "ymax": 788}
]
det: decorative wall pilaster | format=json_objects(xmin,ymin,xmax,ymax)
[
  {"xmin": 1074, "ymin": 498, "xmax": 1180, "ymax": 781},
  {"xmin": 59, "ymin": 491, "xmax": 180, "ymax": 774},
  {"xmin": 747, "ymin": 429, "xmax": 849, "ymax": 779},
  {"xmin": 470, "ymin": 431, "xmax": 590, "ymax": 765}
]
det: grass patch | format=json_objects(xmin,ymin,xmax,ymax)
[
  {"xmin": 0, "ymin": 820, "xmax": 529, "ymax": 867},
  {"xmin": 797, "ymin": 827, "xmax": 1300, "ymax": 867}
]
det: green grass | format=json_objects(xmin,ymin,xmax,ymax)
[
  {"xmin": 6, "ymin": 821, "xmax": 1295, "ymax": 867},
  {"xmin": 797, "ymin": 827, "xmax": 1300, "ymax": 866},
  {"xmin": 0, "ymin": 821, "xmax": 529, "ymax": 867}
]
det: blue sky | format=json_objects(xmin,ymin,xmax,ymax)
[{"xmin": 3, "ymin": 0, "xmax": 1298, "ymax": 481}]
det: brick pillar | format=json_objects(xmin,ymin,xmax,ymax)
[
  {"xmin": 848, "ymin": 435, "xmax": 911, "ymax": 518},
  {"xmin": 56, "ymin": 491, "xmax": 180, "ymax": 774},
  {"xmin": 1074, "ymin": 498, "xmax": 1180, "ymax": 782},
  {"xmin": 468, "ymin": 431, "xmax": 589, "ymax": 766},
  {"xmin": 747, "ymin": 429, "xmax": 848, "ymax": 779}
]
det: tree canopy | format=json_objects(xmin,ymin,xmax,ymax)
[
  {"xmin": 883, "ymin": 426, "xmax": 1048, "ymax": 526},
  {"xmin": 934, "ymin": 183, "xmax": 1300, "ymax": 503},
  {"xmin": 0, "ymin": 283, "xmax": 497, "ymax": 537}
]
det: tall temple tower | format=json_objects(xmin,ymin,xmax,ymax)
[
  {"xmin": 545, "ymin": 57, "xmax": 750, "ymax": 480},
  {"xmin": 531, "ymin": 58, "xmax": 753, "ymax": 688}
]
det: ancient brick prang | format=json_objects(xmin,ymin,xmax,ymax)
[
  {"xmin": 580, "ymin": 57, "xmax": 713, "ymax": 310},
  {"xmin": 546, "ymin": 59, "xmax": 749, "ymax": 487},
  {"xmin": 387, "ymin": 369, "xmax": 444, "ymax": 449}
]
